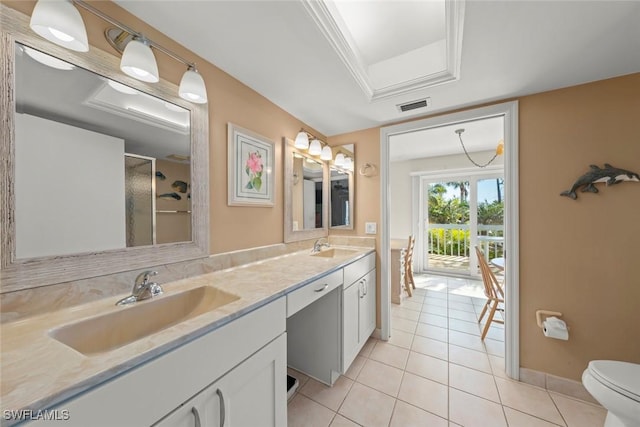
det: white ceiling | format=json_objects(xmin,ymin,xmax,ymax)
[
  {"xmin": 114, "ymin": 0, "xmax": 640, "ymax": 137},
  {"xmin": 389, "ymin": 115, "xmax": 503, "ymax": 162}
]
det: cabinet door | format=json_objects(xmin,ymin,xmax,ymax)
[
  {"xmin": 154, "ymin": 385, "xmax": 221, "ymax": 427},
  {"xmin": 155, "ymin": 333, "xmax": 286, "ymax": 427},
  {"xmin": 216, "ymin": 333, "xmax": 287, "ymax": 427},
  {"xmin": 358, "ymin": 269, "xmax": 376, "ymax": 345},
  {"xmin": 342, "ymin": 281, "xmax": 361, "ymax": 372}
]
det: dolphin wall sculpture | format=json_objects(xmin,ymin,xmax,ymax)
[{"xmin": 560, "ymin": 164, "xmax": 639, "ymax": 200}]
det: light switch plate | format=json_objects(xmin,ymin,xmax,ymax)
[{"xmin": 365, "ymin": 222, "xmax": 377, "ymax": 234}]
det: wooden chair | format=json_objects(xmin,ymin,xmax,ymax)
[
  {"xmin": 404, "ymin": 235, "xmax": 416, "ymax": 297},
  {"xmin": 475, "ymin": 246, "xmax": 505, "ymax": 340}
]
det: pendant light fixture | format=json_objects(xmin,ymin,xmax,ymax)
[
  {"xmin": 308, "ymin": 138, "xmax": 322, "ymax": 156},
  {"xmin": 455, "ymin": 128, "xmax": 504, "ymax": 168},
  {"xmin": 28, "ymin": 0, "xmax": 208, "ymax": 104},
  {"xmin": 294, "ymin": 130, "xmax": 310, "ymax": 150},
  {"xmin": 120, "ymin": 37, "xmax": 159, "ymax": 83},
  {"xmin": 29, "ymin": 0, "xmax": 88, "ymax": 52},
  {"xmin": 179, "ymin": 66, "xmax": 208, "ymax": 104}
]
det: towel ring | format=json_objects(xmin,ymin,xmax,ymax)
[{"xmin": 359, "ymin": 163, "xmax": 378, "ymax": 177}]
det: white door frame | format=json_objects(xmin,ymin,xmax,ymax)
[{"xmin": 380, "ymin": 101, "xmax": 520, "ymax": 379}]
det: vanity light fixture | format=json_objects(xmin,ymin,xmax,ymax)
[
  {"xmin": 294, "ymin": 129, "xmax": 310, "ymax": 149},
  {"xmin": 334, "ymin": 153, "xmax": 345, "ymax": 167},
  {"xmin": 28, "ymin": 0, "xmax": 208, "ymax": 104},
  {"xmin": 308, "ymin": 138, "xmax": 322, "ymax": 156},
  {"xmin": 179, "ymin": 65, "xmax": 208, "ymax": 104},
  {"xmin": 29, "ymin": 0, "xmax": 89, "ymax": 52},
  {"xmin": 320, "ymin": 145, "xmax": 333, "ymax": 161},
  {"xmin": 120, "ymin": 37, "xmax": 159, "ymax": 83}
]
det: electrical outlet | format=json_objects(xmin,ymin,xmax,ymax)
[{"xmin": 365, "ymin": 222, "xmax": 377, "ymax": 235}]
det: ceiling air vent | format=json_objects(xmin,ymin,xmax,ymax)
[{"xmin": 397, "ymin": 97, "xmax": 431, "ymax": 113}]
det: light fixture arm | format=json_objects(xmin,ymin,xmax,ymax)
[
  {"xmin": 72, "ymin": 0, "xmax": 197, "ymax": 69},
  {"xmin": 455, "ymin": 128, "xmax": 500, "ymax": 168}
]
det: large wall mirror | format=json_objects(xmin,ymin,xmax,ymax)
[
  {"xmin": 283, "ymin": 138, "xmax": 328, "ymax": 243},
  {"xmin": 1, "ymin": 6, "xmax": 209, "ymax": 292},
  {"xmin": 329, "ymin": 144, "xmax": 355, "ymax": 229}
]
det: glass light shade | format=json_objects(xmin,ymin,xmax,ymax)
[
  {"xmin": 23, "ymin": 46, "xmax": 74, "ymax": 70},
  {"xmin": 294, "ymin": 131, "xmax": 309, "ymax": 149},
  {"xmin": 308, "ymin": 139, "xmax": 322, "ymax": 156},
  {"xmin": 120, "ymin": 39, "xmax": 159, "ymax": 83},
  {"xmin": 320, "ymin": 146, "xmax": 332, "ymax": 161},
  {"xmin": 179, "ymin": 68, "xmax": 208, "ymax": 104},
  {"xmin": 30, "ymin": 0, "xmax": 88, "ymax": 52},
  {"xmin": 334, "ymin": 153, "xmax": 345, "ymax": 167},
  {"xmin": 343, "ymin": 156, "xmax": 353, "ymax": 170}
]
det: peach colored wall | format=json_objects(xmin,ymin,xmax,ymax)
[
  {"xmin": 3, "ymin": 0, "xmax": 324, "ymax": 255},
  {"xmin": 330, "ymin": 74, "xmax": 640, "ymax": 378},
  {"xmin": 518, "ymin": 73, "xmax": 640, "ymax": 380}
]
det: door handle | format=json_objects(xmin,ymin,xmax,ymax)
[
  {"xmin": 362, "ymin": 278, "xmax": 368, "ymax": 296},
  {"xmin": 315, "ymin": 284, "xmax": 329, "ymax": 292}
]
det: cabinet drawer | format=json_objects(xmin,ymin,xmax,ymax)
[
  {"xmin": 287, "ymin": 269, "xmax": 343, "ymax": 317},
  {"xmin": 344, "ymin": 252, "xmax": 375, "ymax": 286}
]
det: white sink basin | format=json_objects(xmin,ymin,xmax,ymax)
[{"xmin": 50, "ymin": 286, "xmax": 240, "ymax": 355}]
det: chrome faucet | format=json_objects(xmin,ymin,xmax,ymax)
[
  {"xmin": 312, "ymin": 238, "xmax": 330, "ymax": 253},
  {"xmin": 116, "ymin": 270, "xmax": 163, "ymax": 306}
]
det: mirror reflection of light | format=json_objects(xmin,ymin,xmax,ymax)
[
  {"xmin": 108, "ymin": 80, "xmax": 138, "ymax": 95},
  {"xmin": 23, "ymin": 46, "xmax": 74, "ymax": 71}
]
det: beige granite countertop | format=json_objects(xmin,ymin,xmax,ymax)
[{"xmin": 0, "ymin": 246, "xmax": 374, "ymax": 413}]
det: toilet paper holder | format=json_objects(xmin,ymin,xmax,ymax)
[{"xmin": 536, "ymin": 310, "xmax": 563, "ymax": 328}]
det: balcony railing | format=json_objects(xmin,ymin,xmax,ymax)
[{"xmin": 427, "ymin": 224, "xmax": 504, "ymax": 262}]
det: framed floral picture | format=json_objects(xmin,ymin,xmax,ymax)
[{"xmin": 227, "ymin": 123, "xmax": 275, "ymax": 207}]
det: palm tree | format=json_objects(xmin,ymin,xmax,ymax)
[{"xmin": 446, "ymin": 181, "xmax": 469, "ymax": 202}]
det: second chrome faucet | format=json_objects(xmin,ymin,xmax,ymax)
[{"xmin": 116, "ymin": 270, "xmax": 163, "ymax": 306}]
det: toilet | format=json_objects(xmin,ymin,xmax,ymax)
[{"xmin": 582, "ymin": 360, "xmax": 640, "ymax": 427}]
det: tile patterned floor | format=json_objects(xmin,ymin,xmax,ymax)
[{"xmin": 287, "ymin": 274, "xmax": 607, "ymax": 427}]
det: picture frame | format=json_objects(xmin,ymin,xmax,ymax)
[{"xmin": 227, "ymin": 123, "xmax": 275, "ymax": 207}]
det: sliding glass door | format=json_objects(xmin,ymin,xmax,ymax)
[{"xmin": 421, "ymin": 172, "xmax": 504, "ymax": 276}]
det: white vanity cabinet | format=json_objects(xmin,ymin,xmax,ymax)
[
  {"xmin": 153, "ymin": 333, "xmax": 286, "ymax": 427},
  {"xmin": 287, "ymin": 252, "xmax": 376, "ymax": 386},
  {"xmin": 27, "ymin": 298, "xmax": 286, "ymax": 427},
  {"xmin": 342, "ymin": 253, "xmax": 376, "ymax": 371}
]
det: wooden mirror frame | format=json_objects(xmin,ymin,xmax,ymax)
[
  {"xmin": 0, "ymin": 5, "xmax": 210, "ymax": 293},
  {"xmin": 283, "ymin": 137, "xmax": 329, "ymax": 243}
]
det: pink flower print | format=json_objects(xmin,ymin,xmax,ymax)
[
  {"xmin": 245, "ymin": 151, "xmax": 264, "ymax": 192},
  {"xmin": 246, "ymin": 152, "xmax": 263, "ymax": 174}
]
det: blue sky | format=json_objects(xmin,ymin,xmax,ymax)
[{"xmin": 438, "ymin": 178, "xmax": 504, "ymax": 203}]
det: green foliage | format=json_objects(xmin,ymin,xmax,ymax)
[{"xmin": 427, "ymin": 182, "xmax": 504, "ymax": 258}]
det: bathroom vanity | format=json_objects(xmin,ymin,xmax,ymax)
[{"xmin": 2, "ymin": 247, "xmax": 376, "ymax": 426}]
